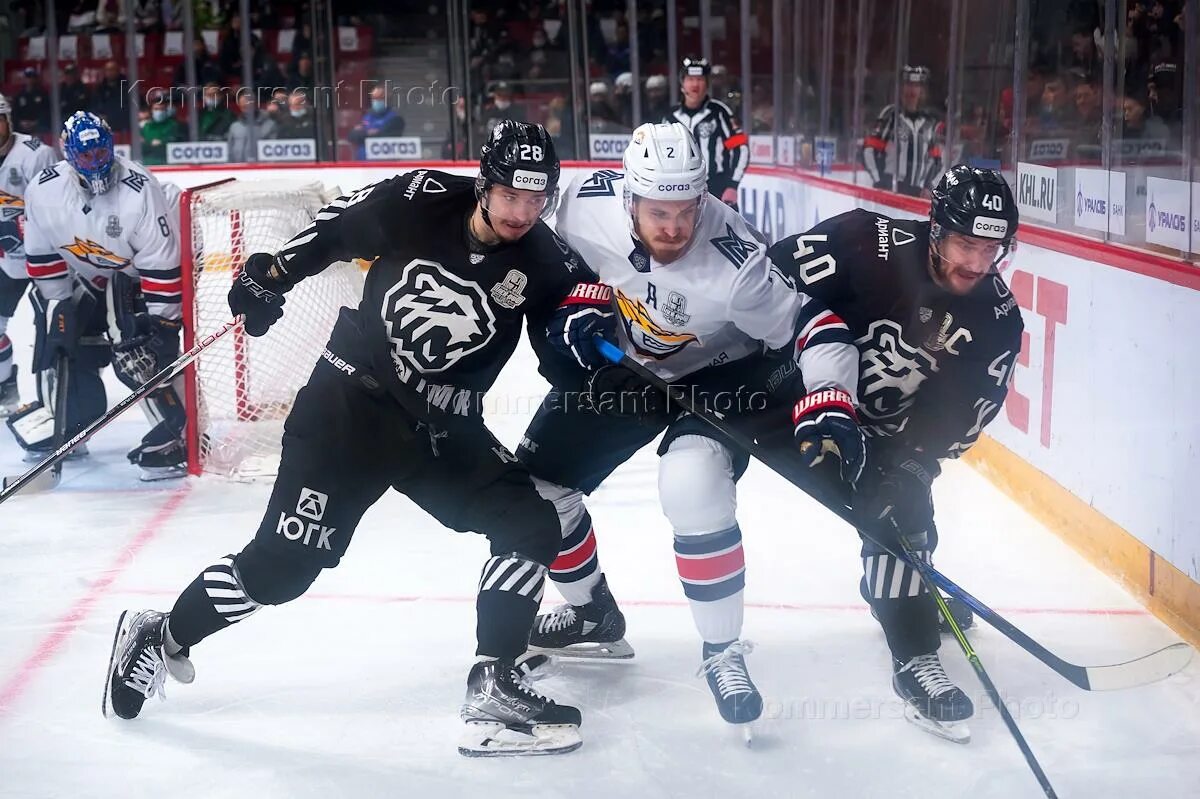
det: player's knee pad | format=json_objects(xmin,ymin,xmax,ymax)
[
  {"xmin": 532, "ymin": 476, "xmax": 587, "ymax": 539},
  {"xmin": 658, "ymin": 435, "xmax": 738, "ymax": 536},
  {"xmin": 233, "ymin": 539, "xmax": 324, "ymax": 606}
]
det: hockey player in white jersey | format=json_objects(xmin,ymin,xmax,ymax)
[
  {"xmin": 7, "ymin": 111, "xmax": 187, "ymax": 480},
  {"xmin": 519, "ymin": 122, "xmax": 863, "ymax": 733},
  {"xmin": 0, "ymin": 93, "xmax": 59, "ymax": 415}
]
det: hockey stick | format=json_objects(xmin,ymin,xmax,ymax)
[
  {"xmin": 899, "ymin": 536, "xmax": 1058, "ymax": 796},
  {"xmin": 0, "ymin": 317, "xmax": 244, "ymax": 505},
  {"xmin": 592, "ymin": 337, "xmax": 1192, "ymax": 691}
]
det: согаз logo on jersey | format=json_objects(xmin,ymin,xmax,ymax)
[
  {"xmin": 63, "ymin": 237, "xmax": 131, "ymax": 270},
  {"xmin": 383, "ymin": 259, "xmax": 497, "ymax": 374}
]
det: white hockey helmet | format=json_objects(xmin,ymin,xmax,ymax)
[{"xmin": 622, "ymin": 122, "xmax": 708, "ymax": 207}]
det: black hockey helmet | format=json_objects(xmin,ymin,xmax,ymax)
[
  {"xmin": 902, "ymin": 65, "xmax": 931, "ymax": 84},
  {"xmin": 476, "ymin": 119, "xmax": 560, "ymax": 226},
  {"xmin": 681, "ymin": 56, "xmax": 711, "ymax": 80},
  {"xmin": 930, "ymin": 165, "xmax": 1019, "ymax": 257}
]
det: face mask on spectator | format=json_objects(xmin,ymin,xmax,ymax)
[
  {"xmin": 371, "ymin": 99, "xmax": 387, "ymax": 113},
  {"xmin": 204, "ymin": 96, "xmax": 219, "ymax": 109},
  {"xmin": 494, "ymin": 98, "xmax": 511, "ymax": 110},
  {"xmin": 290, "ymin": 108, "xmax": 307, "ymax": 118},
  {"xmin": 151, "ymin": 109, "xmax": 167, "ymax": 122}
]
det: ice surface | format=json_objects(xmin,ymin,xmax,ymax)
[{"xmin": 1, "ymin": 298, "xmax": 1197, "ymax": 799}]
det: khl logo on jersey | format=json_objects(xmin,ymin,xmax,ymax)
[
  {"xmin": 382, "ymin": 259, "xmax": 497, "ymax": 374},
  {"xmin": 614, "ymin": 287, "xmax": 697, "ymax": 359},
  {"xmin": 63, "ymin": 237, "xmax": 131, "ymax": 270},
  {"xmin": 855, "ymin": 318, "xmax": 938, "ymax": 429}
]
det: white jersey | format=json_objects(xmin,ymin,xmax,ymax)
[
  {"xmin": 24, "ymin": 155, "xmax": 181, "ymax": 320},
  {"xmin": 556, "ymin": 168, "xmax": 858, "ymax": 396},
  {"xmin": 0, "ymin": 133, "xmax": 58, "ymax": 280}
]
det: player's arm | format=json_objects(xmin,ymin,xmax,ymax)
[
  {"xmin": 861, "ymin": 107, "xmax": 892, "ymax": 189},
  {"xmin": 23, "ymin": 200, "xmax": 70, "ymax": 303},
  {"xmin": 921, "ymin": 119, "xmax": 946, "ymax": 192},
  {"xmin": 715, "ymin": 105, "xmax": 748, "ymax": 200},
  {"xmin": 228, "ymin": 174, "xmax": 412, "ymax": 336},
  {"xmin": 129, "ymin": 176, "xmax": 182, "ymax": 321}
]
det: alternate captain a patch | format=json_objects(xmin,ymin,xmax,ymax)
[{"xmin": 614, "ymin": 288, "xmax": 698, "ymax": 359}]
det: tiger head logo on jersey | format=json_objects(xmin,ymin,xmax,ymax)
[
  {"xmin": 0, "ymin": 191, "xmax": 25, "ymax": 211},
  {"xmin": 614, "ymin": 288, "xmax": 698, "ymax": 359},
  {"xmin": 63, "ymin": 237, "xmax": 131, "ymax": 270}
]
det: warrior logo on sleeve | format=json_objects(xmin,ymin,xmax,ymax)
[
  {"xmin": 614, "ymin": 287, "xmax": 698, "ymax": 358},
  {"xmin": 382, "ymin": 259, "xmax": 496, "ymax": 374}
]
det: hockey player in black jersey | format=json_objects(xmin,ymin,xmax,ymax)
[
  {"xmin": 767, "ymin": 165, "xmax": 1023, "ymax": 742},
  {"xmin": 102, "ymin": 122, "xmax": 610, "ymax": 757}
]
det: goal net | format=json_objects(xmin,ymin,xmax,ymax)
[{"xmin": 181, "ymin": 178, "xmax": 366, "ymax": 480}]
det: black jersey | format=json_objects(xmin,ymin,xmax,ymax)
[
  {"xmin": 274, "ymin": 169, "xmax": 589, "ymax": 427},
  {"xmin": 768, "ymin": 208, "xmax": 1023, "ymax": 464}
]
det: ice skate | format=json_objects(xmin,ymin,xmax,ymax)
[
  {"xmin": 0, "ymin": 365, "xmax": 19, "ymax": 416},
  {"xmin": 698, "ymin": 639, "xmax": 762, "ymax": 744},
  {"xmin": 892, "ymin": 652, "xmax": 973, "ymax": 743},
  {"xmin": 529, "ymin": 576, "xmax": 634, "ymax": 660},
  {"xmin": 103, "ymin": 610, "xmax": 194, "ymax": 720},
  {"xmin": 458, "ymin": 658, "xmax": 582, "ymax": 757}
]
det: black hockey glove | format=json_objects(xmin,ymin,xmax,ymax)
[
  {"xmin": 854, "ymin": 454, "xmax": 937, "ymax": 548},
  {"xmin": 228, "ymin": 252, "xmax": 290, "ymax": 337},
  {"xmin": 792, "ymin": 387, "xmax": 866, "ymax": 487},
  {"xmin": 582, "ymin": 364, "xmax": 671, "ymax": 422},
  {"xmin": 547, "ymin": 282, "xmax": 618, "ymax": 370},
  {"xmin": 113, "ymin": 313, "xmax": 181, "ymax": 355}
]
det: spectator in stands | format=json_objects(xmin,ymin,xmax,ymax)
[
  {"xmin": 94, "ymin": 0, "xmax": 124, "ymax": 32},
  {"xmin": 256, "ymin": 43, "xmax": 289, "ymax": 96},
  {"xmin": 1120, "ymin": 86, "xmax": 1170, "ymax": 142},
  {"xmin": 588, "ymin": 81, "xmax": 625, "ymax": 134},
  {"xmin": 1070, "ymin": 78, "xmax": 1102, "ymax": 148},
  {"xmin": 141, "ymin": 92, "xmax": 184, "ymax": 165},
  {"xmin": 92, "ymin": 60, "xmax": 129, "ymax": 132},
  {"xmin": 59, "ymin": 63, "xmax": 92, "ymax": 123},
  {"xmin": 1029, "ymin": 72, "xmax": 1074, "ymax": 135},
  {"xmin": 478, "ymin": 82, "xmax": 526, "ymax": 140},
  {"xmin": 468, "ymin": 6, "xmax": 501, "ymax": 102},
  {"xmin": 612, "ymin": 73, "xmax": 634, "ymax": 128},
  {"xmin": 14, "ymin": 68, "xmax": 50, "ymax": 136},
  {"xmin": 227, "ymin": 93, "xmax": 277, "ymax": 162},
  {"xmin": 291, "ymin": 21, "xmax": 313, "ymax": 70},
  {"xmin": 266, "ymin": 87, "xmax": 289, "ymax": 121},
  {"xmin": 219, "ymin": 14, "xmax": 247, "ymax": 80},
  {"xmin": 275, "ymin": 89, "xmax": 315, "ymax": 140},
  {"xmin": 544, "ymin": 93, "xmax": 576, "ymax": 159},
  {"xmin": 161, "ymin": 0, "xmax": 182, "ymax": 31},
  {"xmin": 1068, "ymin": 26, "xmax": 1100, "ymax": 81},
  {"xmin": 606, "ymin": 21, "xmax": 632, "ymax": 77},
  {"xmin": 66, "ymin": 1, "xmax": 97, "ymax": 32},
  {"xmin": 1148, "ymin": 61, "xmax": 1183, "ymax": 132},
  {"xmin": 287, "ymin": 52, "xmax": 314, "ymax": 98},
  {"xmin": 132, "ymin": 0, "xmax": 161, "ymax": 32},
  {"xmin": 175, "ymin": 36, "xmax": 223, "ymax": 88},
  {"xmin": 199, "ymin": 82, "xmax": 236, "ymax": 141},
  {"xmin": 348, "ymin": 85, "xmax": 407, "ymax": 159},
  {"xmin": 643, "ymin": 74, "xmax": 670, "ymax": 122}
]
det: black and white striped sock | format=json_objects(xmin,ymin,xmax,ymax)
[
  {"xmin": 168, "ymin": 554, "xmax": 262, "ymax": 648},
  {"xmin": 475, "ymin": 553, "xmax": 547, "ymax": 660}
]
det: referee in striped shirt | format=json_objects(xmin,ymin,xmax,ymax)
[{"xmin": 666, "ymin": 57, "xmax": 748, "ymax": 208}]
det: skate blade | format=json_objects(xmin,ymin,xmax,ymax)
[
  {"xmin": 458, "ymin": 720, "xmax": 582, "ymax": 757},
  {"xmin": 734, "ymin": 722, "xmax": 756, "ymax": 748},
  {"xmin": 101, "ymin": 611, "xmax": 130, "ymax": 719},
  {"xmin": 138, "ymin": 464, "xmax": 187, "ymax": 482},
  {"xmin": 528, "ymin": 638, "xmax": 635, "ymax": 660},
  {"xmin": 902, "ymin": 704, "xmax": 970, "ymax": 744}
]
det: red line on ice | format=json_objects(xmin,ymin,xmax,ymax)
[{"xmin": 0, "ymin": 486, "xmax": 192, "ymax": 719}]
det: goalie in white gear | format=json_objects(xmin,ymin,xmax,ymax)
[
  {"xmin": 7, "ymin": 111, "xmax": 187, "ymax": 480},
  {"xmin": 519, "ymin": 122, "xmax": 864, "ymax": 734},
  {"xmin": 0, "ymin": 92, "xmax": 59, "ymax": 416}
]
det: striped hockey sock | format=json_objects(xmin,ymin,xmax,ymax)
[
  {"xmin": 675, "ymin": 526, "xmax": 746, "ymax": 645},
  {"xmin": 548, "ymin": 512, "xmax": 602, "ymax": 606},
  {"xmin": 476, "ymin": 553, "xmax": 548, "ymax": 659}
]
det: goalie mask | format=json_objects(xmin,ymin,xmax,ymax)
[{"xmin": 62, "ymin": 111, "xmax": 117, "ymax": 196}]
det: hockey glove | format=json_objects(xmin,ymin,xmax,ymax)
[
  {"xmin": 547, "ymin": 282, "xmax": 618, "ymax": 370},
  {"xmin": 113, "ymin": 313, "xmax": 181, "ymax": 355},
  {"xmin": 854, "ymin": 454, "xmax": 937, "ymax": 547},
  {"xmin": 792, "ymin": 387, "xmax": 866, "ymax": 487},
  {"xmin": 228, "ymin": 252, "xmax": 290, "ymax": 337},
  {"xmin": 583, "ymin": 364, "xmax": 671, "ymax": 422}
]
